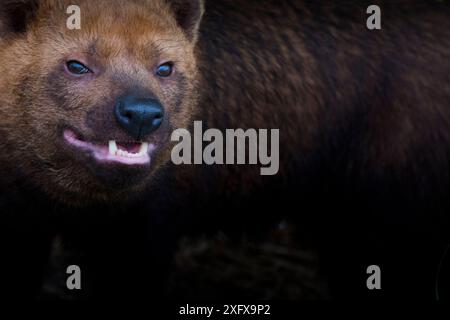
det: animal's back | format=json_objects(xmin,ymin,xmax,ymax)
[
  {"xmin": 192, "ymin": 0, "xmax": 450, "ymax": 298},
  {"xmin": 196, "ymin": 0, "xmax": 450, "ymax": 204}
]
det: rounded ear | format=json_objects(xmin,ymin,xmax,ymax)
[
  {"xmin": 167, "ymin": 0, "xmax": 204, "ymax": 42},
  {"xmin": 0, "ymin": 0, "xmax": 40, "ymax": 35}
]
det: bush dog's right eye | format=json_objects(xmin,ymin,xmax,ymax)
[
  {"xmin": 156, "ymin": 62, "xmax": 174, "ymax": 78},
  {"xmin": 66, "ymin": 60, "xmax": 91, "ymax": 75}
]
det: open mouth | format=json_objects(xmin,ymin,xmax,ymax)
[{"xmin": 63, "ymin": 129, "xmax": 155, "ymax": 165}]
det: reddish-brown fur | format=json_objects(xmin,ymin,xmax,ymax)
[
  {"xmin": 1, "ymin": 0, "xmax": 449, "ymax": 206},
  {"xmin": 0, "ymin": 0, "xmax": 201, "ymax": 204},
  {"xmin": 0, "ymin": 0, "xmax": 449, "ymax": 299}
]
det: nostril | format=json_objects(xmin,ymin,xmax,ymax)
[
  {"xmin": 116, "ymin": 101, "xmax": 131, "ymax": 119},
  {"xmin": 124, "ymin": 111, "xmax": 134, "ymax": 119}
]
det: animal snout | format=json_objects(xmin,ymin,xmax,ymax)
[{"xmin": 114, "ymin": 95, "xmax": 164, "ymax": 140}]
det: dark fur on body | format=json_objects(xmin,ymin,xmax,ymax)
[
  {"xmin": 195, "ymin": 0, "xmax": 450, "ymax": 299},
  {"xmin": 0, "ymin": 0, "xmax": 449, "ymax": 299}
]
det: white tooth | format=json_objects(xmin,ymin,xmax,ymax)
[
  {"xmin": 111, "ymin": 143, "xmax": 149, "ymax": 158},
  {"xmin": 139, "ymin": 142, "xmax": 149, "ymax": 155},
  {"xmin": 109, "ymin": 140, "xmax": 117, "ymax": 156}
]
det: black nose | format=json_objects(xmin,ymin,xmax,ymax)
[{"xmin": 114, "ymin": 96, "xmax": 164, "ymax": 140}]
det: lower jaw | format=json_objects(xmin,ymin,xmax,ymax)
[
  {"xmin": 63, "ymin": 129, "xmax": 154, "ymax": 167},
  {"xmin": 71, "ymin": 156, "xmax": 154, "ymax": 194}
]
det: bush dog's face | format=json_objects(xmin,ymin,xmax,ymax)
[{"xmin": 0, "ymin": 0, "xmax": 204, "ymax": 204}]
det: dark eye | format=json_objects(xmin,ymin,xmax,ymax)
[
  {"xmin": 156, "ymin": 62, "xmax": 173, "ymax": 78},
  {"xmin": 66, "ymin": 60, "xmax": 91, "ymax": 75}
]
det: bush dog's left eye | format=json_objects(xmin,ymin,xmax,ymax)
[
  {"xmin": 156, "ymin": 62, "xmax": 173, "ymax": 78},
  {"xmin": 66, "ymin": 60, "xmax": 91, "ymax": 75}
]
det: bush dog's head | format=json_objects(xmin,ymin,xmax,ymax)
[{"xmin": 0, "ymin": 0, "xmax": 204, "ymax": 205}]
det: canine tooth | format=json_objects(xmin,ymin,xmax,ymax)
[
  {"xmin": 139, "ymin": 142, "xmax": 149, "ymax": 155},
  {"xmin": 109, "ymin": 140, "xmax": 118, "ymax": 156}
]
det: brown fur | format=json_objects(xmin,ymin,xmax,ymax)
[
  {"xmin": 1, "ymin": 0, "xmax": 448, "ymax": 207},
  {"xmin": 0, "ymin": 0, "xmax": 449, "ymax": 299},
  {"xmin": 196, "ymin": 0, "xmax": 450, "ymax": 201},
  {"xmin": 0, "ymin": 0, "xmax": 202, "ymax": 204}
]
